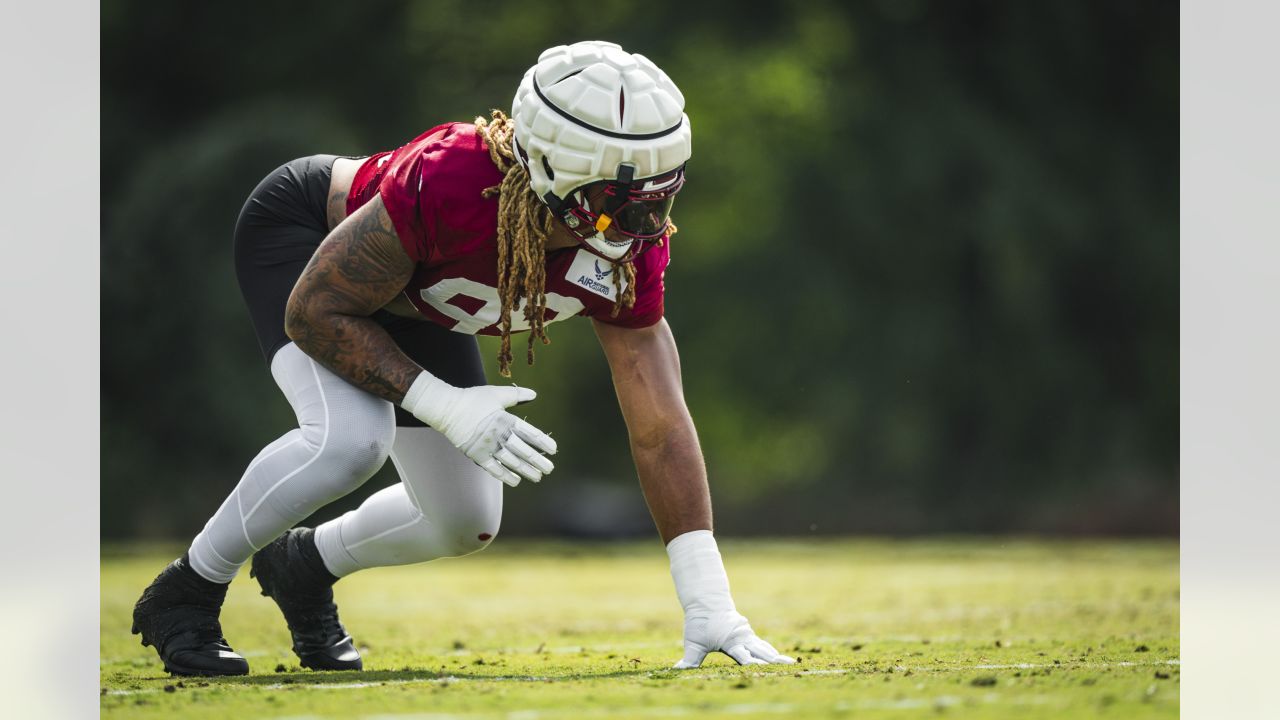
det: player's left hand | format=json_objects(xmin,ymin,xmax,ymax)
[{"xmin": 674, "ymin": 608, "xmax": 795, "ymax": 668}]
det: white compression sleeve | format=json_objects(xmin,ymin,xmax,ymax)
[
  {"xmin": 667, "ymin": 529, "xmax": 736, "ymax": 613},
  {"xmin": 186, "ymin": 343, "xmax": 396, "ymax": 584},
  {"xmin": 313, "ymin": 425, "xmax": 503, "ymax": 578}
]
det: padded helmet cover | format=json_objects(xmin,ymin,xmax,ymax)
[{"xmin": 511, "ymin": 41, "xmax": 692, "ymax": 206}]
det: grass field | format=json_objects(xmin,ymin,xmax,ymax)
[{"xmin": 101, "ymin": 539, "xmax": 1178, "ymax": 719}]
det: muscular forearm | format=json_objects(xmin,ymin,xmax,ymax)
[
  {"xmin": 595, "ymin": 319, "xmax": 713, "ymax": 544},
  {"xmin": 285, "ymin": 311, "xmax": 422, "ymax": 404},
  {"xmin": 283, "ymin": 194, "xmax": 423, "ymax": 404},
  {"xmin": 630, "ymin": 416, "xmax": 713, "ymax": 544}
]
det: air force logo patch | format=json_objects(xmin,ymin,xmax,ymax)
[{"xmin": 566, "ymin": 249, "xmax": 627, "ymax": 301}]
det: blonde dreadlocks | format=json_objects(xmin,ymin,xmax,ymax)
[{"xmin": 476, "ymin": 110, "xmax": 670, "ymax": 377}]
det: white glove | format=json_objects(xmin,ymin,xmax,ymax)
[
  {"xmin": 667, "ymin": 530, "xmax": 795, "ymax": 668},
  {"xmin": 401, "ymin": 370, "xmax": 556, "ymax": 487}
]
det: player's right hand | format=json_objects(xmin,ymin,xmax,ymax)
[
  {"xmin": 674, "ymin": 609, "xmax": 795, "ymax": 668},
  {"xmin": 401, "ymin": 372, "xmax": 556, "ymax": 486}
]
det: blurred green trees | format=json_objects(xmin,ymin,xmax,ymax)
[{"xmin": 102, "ymin": 0, "xmax": 1176, "ymax": 538}]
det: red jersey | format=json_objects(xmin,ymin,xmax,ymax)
[{"xmin": 346, "ymin": 123, "xmax": 669, "ymax": 335}]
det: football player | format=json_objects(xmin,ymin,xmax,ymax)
[{"xmin": 131, "ymin": 41, "xmax": 794, "ymax": 676}]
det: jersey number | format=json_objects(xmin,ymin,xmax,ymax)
[{"xmin": 420, "ymin": 278, "xmax": 585, "ymax": 335}]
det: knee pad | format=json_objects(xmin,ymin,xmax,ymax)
[
  {"xmin": 302, "ymin": 413, "xmax": 395, "ymax": 496},
  {"xmin": 272, "ymin": 343, "xmax": 398, "ymax": 498},
  {"xmin": 414, "ymin": 470, "xmax": 502, "ymax": 558}
]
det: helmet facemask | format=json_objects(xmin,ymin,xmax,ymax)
[{"xmin": 552, "ymin": 163, "xmax": 684, "ymax": 263}]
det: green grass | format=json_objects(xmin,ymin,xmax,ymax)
[{"xmin": 101, "ymin": 538, "xmax": 1178, "ymax": 719}]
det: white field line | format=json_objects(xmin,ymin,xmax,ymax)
[
  {"xmin": 102, "ymin": 658, "xmax": 1180, "ymax": 698},
  {"xmin": 274, "ymin": 692, "xmax": 1097, "ymax": 719},
  {"xmin": 971, "ymin": 659, "xmax": 1180, "ymax": 670},
  {"xmin": 678, "ymin": 658, "xmax": 1180, "ymax": 680}
]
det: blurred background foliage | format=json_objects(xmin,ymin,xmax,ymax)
[{"xmin": 102, "ymin": 0, "xmax": 1177, "ymax": 539}]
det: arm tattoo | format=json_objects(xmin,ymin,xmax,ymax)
[{"xmin": 286, "ymin": 195, "xmax": 423, "ymax": 404}]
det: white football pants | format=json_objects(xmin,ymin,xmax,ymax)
[{"xmin": 187, "ymin": 342, "xmax": 503, "ymax": 584}]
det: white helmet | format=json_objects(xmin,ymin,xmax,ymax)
[{"xmin": 511, "ymin": 41, "xmax": 691, "ymax": 262}]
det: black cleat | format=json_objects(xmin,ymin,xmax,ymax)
[
  {"xmin": 131, "ymin": 554, "xmax": 250, "ymax": 677},
  {"xmin": 251, "ymin": 527, "xmax": 362, "ymax": 671}
]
